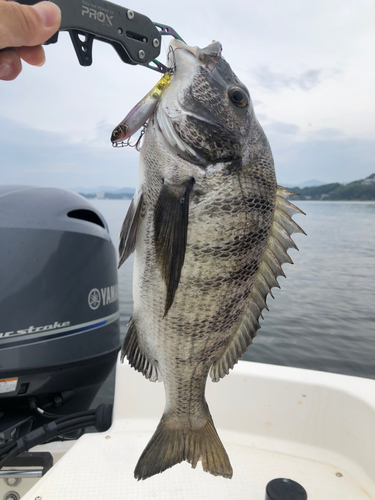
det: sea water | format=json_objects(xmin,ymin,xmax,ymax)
[{"xmin": 90, "ymin": 200, "xmax": 375, "ymax": 405}]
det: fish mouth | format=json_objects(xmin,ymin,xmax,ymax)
[
  {"xmin": 168, "ymin": 40, "xmax": 222, "ymax": 72},
  {"xmin": 157, "ymin": 40, "xmax": 235, "ymax": 166},
  {"xmin": 158, "ymin": 40, "xmax": 224, "ymax": 161}
]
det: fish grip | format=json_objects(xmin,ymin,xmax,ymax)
[
  {"xmin": 68, "ymin": 31, "xmax": 94, "ymax": 67},
  {"xmin": 14, "ymin": 0, "xmax": 184, "ymax": 72}
]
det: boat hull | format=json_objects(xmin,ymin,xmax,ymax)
[{"xmin": 3, "ymin": 357, "xmax": 374, "ymax": 500}]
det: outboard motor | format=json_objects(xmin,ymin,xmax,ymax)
[{"xmin": 0, "ymin": 186, "xmax": 120, "ymax": 436}]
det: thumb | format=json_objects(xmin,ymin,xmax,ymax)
[{"xmin": 0, "ymin": 1, "xmax": 61, "ymax": 50}]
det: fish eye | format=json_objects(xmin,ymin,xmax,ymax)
[{"xmin": 228, "ymin": 88, "xmax": 248, "ymax": 108}]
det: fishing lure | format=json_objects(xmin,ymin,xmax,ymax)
[{"xmin": 111, "ymin": 72, "xmax": 173, "ymax": 147}]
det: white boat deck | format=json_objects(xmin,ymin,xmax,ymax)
[{"xmin": 16, "ymin": 359, "xmax": 375, "ymax": 499}]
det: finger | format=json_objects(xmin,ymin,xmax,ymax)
[
  {"xmin": 0, "ymin": 1, "xmax": 61, "ymax": 50},
  {"xmin": 0, "ymin": 48, "xmax": 22, "ymax": 81},
  {"xmin": 17, "ymin": 44, "xmax": 46, "ymax": 66}
]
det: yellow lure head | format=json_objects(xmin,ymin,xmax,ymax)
[{"xmin": 151, "ymin": 72, "xmax": 173, "ymax": 99}]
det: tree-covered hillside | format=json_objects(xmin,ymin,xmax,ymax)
[{"xmin": 287, "ymin": 174, "xmax": 375, "ymax": 201}]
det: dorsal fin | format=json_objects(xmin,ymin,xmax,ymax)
[
  {"xmin": 210, "ymin": 186, "xmax": 306, "ymax": 382},
  {"xmin": 118, "ymin": 192, "xmax": 144, "ymax": 269},
  {"xmin": 154, "ymin": 178, "xmax": 194, "ymax": 316}
]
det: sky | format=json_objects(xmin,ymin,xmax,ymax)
[{"xmin": 1, "ymin": 0, "xmax": 374, "ymax": 189}]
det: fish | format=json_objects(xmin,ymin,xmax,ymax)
[{"xmin": 117, "ymin": 39, "xmax": 305, "ymax": 481}]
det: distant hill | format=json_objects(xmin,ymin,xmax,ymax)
[
  {"xmin": 287, "ymin": 174, "xmax": 375, "ymax": 201},
  {"xmin": 70, "ymin": 175, "xmax": 375, "ymax": 202},
  {"xmin": 299, "ymin": 179, "xmax": 325, "ymax": 188},
  {"xmin": 70, "ymin": 186, "xmax": 136, "ymax": 200}
]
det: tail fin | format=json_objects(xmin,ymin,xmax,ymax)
[{"xmin": 134, "ymin": 412, "xmax": 233, "ymax": 480}]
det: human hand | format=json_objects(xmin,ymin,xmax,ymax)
[{"xmin": 0, "ymin": 0, "xmax": 61, "ymax": 80}]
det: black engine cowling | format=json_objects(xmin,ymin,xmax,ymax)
[{"xmin": 0, "ymin": 186, "xmax": 120, "ymax": 421}]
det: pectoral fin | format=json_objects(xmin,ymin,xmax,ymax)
[
  {"xmin": 118, "ymin": 192, "xmax": 144, "ymax": 268},
  {"xmin": 154, "ymin": 178, "xmax": 194, "ymax": 316}
]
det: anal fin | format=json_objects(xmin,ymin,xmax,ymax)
[{"xmin": 121, "ymin": 318, "xmax": 160, "ymax": 382}]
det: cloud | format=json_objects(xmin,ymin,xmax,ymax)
[
  {"xmin": 268, "ymin": 129, "xmax": 375, "ymax": 185},
  {"xmin": 263, "ymin": 121, "xmax": 300, "ymax": 135},
  {"xmin": 0, "ymin": 117, "xmax": 140, "ymax": 189},
  {"xmin": 309, "ymin": 128, "xmax": 344, "ymax": 139},
  {"xmin": 251, "ymin": 66, "xmax": 341, "ymax": 92},
  {"xmin": 2, "ymin": 115, "xmax": 374, "ymax": 190}
]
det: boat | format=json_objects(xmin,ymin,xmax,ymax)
[
  {"xmin": 1, "ymin": 356, "xmax": 375, "ymax": 499},
  {"xmin": 1, "ymin": 187, "xmax": 374, "ymax": 499}
]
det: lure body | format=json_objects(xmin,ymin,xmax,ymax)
[{"xmin": 111, "ymin": 72, "xmax": 172, "ymax": 145}]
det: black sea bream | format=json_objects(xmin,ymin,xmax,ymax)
[{"xmin": 118, "ymin": 40, "xmax": 305, "ymax": 480}]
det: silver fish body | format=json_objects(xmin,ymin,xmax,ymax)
[{"xmin": 119, "ymin": 40, "xmax": 305, "ymax": 480}]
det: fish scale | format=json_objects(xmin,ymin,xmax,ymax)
[{"xmin": 117, "ymin": 39, "xmax": 305, "ymax": 481}]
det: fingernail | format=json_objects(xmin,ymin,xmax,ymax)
[
  {"xmin": 0, "ymin": 63, "xmax": 11, "ymax": 79},
  {"xmin": 32, "ymin": 2, "xmax": 61, "ymax": 28}
]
